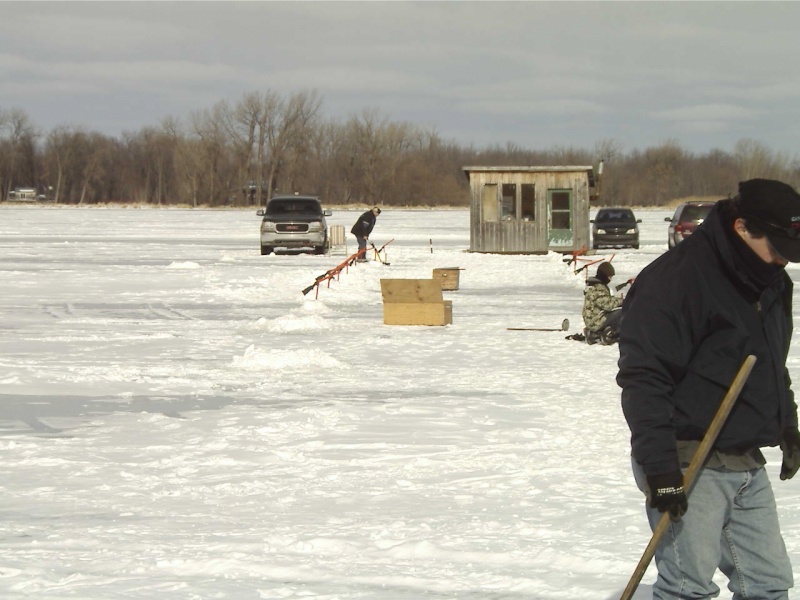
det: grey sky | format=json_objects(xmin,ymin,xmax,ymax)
[{"xmin": 3, "ymin": 1, "xmax": 800, "ymax": 156}]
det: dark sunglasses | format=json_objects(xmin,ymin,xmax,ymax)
[{"xmin": 745, "ymin": 214, "xmax": 800, "ymax": 240}]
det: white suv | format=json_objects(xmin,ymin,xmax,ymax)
[{"xmin": 259, "ymin": 195, "xmax": 332, "ymax": 255}]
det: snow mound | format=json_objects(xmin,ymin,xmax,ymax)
[
  {"xmin": 251, "ymin": 302, "xmax": 333, "ymax": 332},
  {"xmin": 232, "ymin": 344, "xmax": 345, "ymax": 370},
  {"xmin": 166, "ymin": 261, "xmax": 201, "ymax": 269},
  {"xmin": 301, "ymin": 299, "xmax": 332, "ymax": 314},
  {"xmin": 268, "ymin": 313, "xmax": 330, "ymax": 332}
]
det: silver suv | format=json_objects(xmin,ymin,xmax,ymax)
[{"xmin": 258, "ymin": 195, "xmax": 332, "ymax": 255}]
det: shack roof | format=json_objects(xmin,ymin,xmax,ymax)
[
  {"xmin": 463, "ymin": 165, "xmax": 594, "ymax": 174},
  {"xmin": 462, "ymin": 165, "xmax": 596, "ymax": 184}
]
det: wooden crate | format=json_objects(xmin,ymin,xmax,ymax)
[
  {"xmin": 380, "ymin": 279, "xmax": 453, "ymax": 326},
  {"xmin": 432, "ymin": 267, "xmax": 461, "ymax": 291}
]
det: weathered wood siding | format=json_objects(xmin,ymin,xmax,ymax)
[{"xmin": 466, "ymin": 167, "xmax": 593, "ymax": 254}]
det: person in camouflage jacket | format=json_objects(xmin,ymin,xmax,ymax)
[{"xmin": 582, "ymin": 261, "xmax": 622, "ymax": 332}]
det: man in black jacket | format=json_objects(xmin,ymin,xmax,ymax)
[
  {"xmin": 351, "ymin": 207, "xmax": 381, "ymax": 261},
  {"xmin": 618, "ymin": 179, "xmax": 800, "ymax": 599}
]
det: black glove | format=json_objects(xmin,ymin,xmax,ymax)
[
  {"xmin": 780, "ymin": 426, "xmax": 800, "ymax": 481},
  {"xmin": 646, "ymin": 471, "xmax": 687, "ymax": 522}
]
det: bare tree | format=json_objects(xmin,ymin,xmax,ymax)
[
  {"xmin": 305, "ymin": 121, "xmax": 341, "ymax": 202},
  {"xmin": 223, "ymin": 94, "xmax": 264, "ymax": 204},
  {"xmin": 42, "ymin": 126, "xmax": 87, "ymax": 203},
  {"xmin": 189, "ymin": 106, "xmax": 233, "ymax": 205},
  {"xmin": 0, "ymin": 108, "xmax": 37, "ymax": 201},
  {"xmin": 76, "ymin": 133, "xmax": 113, "ymax": 205},
  {"xmin": 733, "ymin": 138, "xmax": 795, "ymax": 183},
  {"xmin": 263, "ymin": 89, "xmax": 322, "ymax": 198},
  {"xmin": 122, "ymin": 127, "xmax": 177, "ymax": 205},
  {"xmin": 343, "ymin": 108, "xmax": 417, "ymax": 204},
  {"xmin": 9, "ymin": 90, "xmax": 800, "ymax": 210},
  {"xmin": 163, "ymin": 117, "xmax": 204, "ymax": 207}
]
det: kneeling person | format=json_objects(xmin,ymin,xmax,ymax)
[{"xmin": 582, "ymin": 261, "xmax": 622, "ymax": 343}]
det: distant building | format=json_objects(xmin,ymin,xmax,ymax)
[
  {"xmin": 463, "ymin": 165, "xmax": 601, "ymax": 254},
  {"xmin": 6, "ymin": 187, "xmax": 37, "ymax": 202}
]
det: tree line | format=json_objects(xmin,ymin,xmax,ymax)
[{"xmin": 2, "ymin": 89, "xmax": 799, "ymax": 208}]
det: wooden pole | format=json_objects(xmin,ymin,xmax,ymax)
[{"xmin": 619, "ymin": 354, "xmax": 757, "ymax": 600}]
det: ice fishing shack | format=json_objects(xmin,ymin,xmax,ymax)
[{"xmin": 463, "ymin": 165, "xmax": 601, "ymax": 254}]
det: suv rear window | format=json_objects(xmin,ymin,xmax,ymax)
[
  {"xmin": 266, "ymin": 200, "xmax": 322, "ymax": 216},
  {"xmin": 680, "ymin": 205, "xmax": 712, "ymax": 221}
]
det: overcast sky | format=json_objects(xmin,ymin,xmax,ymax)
[{"xmin": 3, "ymin": 1, "xmax": 800, "ymax": 156}]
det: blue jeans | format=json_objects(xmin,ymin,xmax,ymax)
[
  {"xmin": 633, "ymin": 459, "xmax": 793, "ymax": 599},
  {"xmin": 356, "ymin": 236, "xmax": 367, "ymax": 259}
]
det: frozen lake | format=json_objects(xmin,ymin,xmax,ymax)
[{"xmin": 1, "ymin": 205, "xmax": 798, "ymax": 599}]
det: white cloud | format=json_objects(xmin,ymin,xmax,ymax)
[
  {"xmin": 653, "ymin": 104, "xmax": 761, "ymax": 122},
  {"xmin": 2, "ymin": 1, "xmax": 800, "ymax": 154}
]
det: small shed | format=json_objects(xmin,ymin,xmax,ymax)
[
  {"xmin": 463, "ymin": 165, "xmax": 600, "ymax": 254},
  {"xmin": 7, "ymin": 187, "xmax": 37, "ymax": 202}
]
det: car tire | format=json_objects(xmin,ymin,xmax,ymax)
[
  {"xmin": 261, "ymin": 245, "xmax": 273, "ymax": 255},
  {"xmin": 633, "ymin": 244, "xmax": 640, "ymax": 250},
  {"xmin": 314, "ymin": 246, "xmax": 326, "ymax": 255}
]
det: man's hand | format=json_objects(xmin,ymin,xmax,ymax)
[
  {"xmin": 646, "ymin": 471, "xmax": 687, "ymax": 522},
  {"xmin": 780, "ymin": 426, "xmax": 800, "ymax": 480}
]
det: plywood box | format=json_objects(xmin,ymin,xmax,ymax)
[
  {"xmin": 432, "ymin": 267, "xmax": 461, "ymax": 291},
  {"xmin": 380, "ymin": 279, "xmax": 453, "ymax": 326}
]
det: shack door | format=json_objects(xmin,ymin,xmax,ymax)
[{"xmin": 546, "ymin": 189, "xmax": 574, "ymax": 248}]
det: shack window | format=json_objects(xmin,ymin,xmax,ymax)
[
  {"xmin": 501, "ymin": 184, "xmax": 517, "ymax": 220},
  {"xmin": 521, "ymin": 184, "xmax": 535, "ymax": 221},
  {"xmin": 482, "ymin": 184, "xmax": 498, "ymax": 222},
  {"xmin": 549, "ymin": 189, "xmax": 571, "ymax": 230}
]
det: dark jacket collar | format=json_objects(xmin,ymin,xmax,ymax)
[
  {"xmin": 696, "ymin": 201, "xmax": 786, "ymax": 300},
  {"xmin": 586, "ymin": 276, "xmax": 606, "ymax": 287}
]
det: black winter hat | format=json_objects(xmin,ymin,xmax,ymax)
[
  {"xmin": 597, "ymin": 261, "xmax": 615, "ymax": 279},
  {"xmin": 739, "ymin": 178, "xmax": 800, "ymax": 262}
]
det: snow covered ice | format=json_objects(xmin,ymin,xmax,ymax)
[{"xmin": 2, "ymin": 206, "xmax": 800, "ymax": 599}]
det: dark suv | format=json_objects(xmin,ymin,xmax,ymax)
[
  {"xmin": 258, "ymin": 195, "xmax": 332, "ymax": 255},
  {"xmin": 591, "ymin": 208, "xmax": 641, "ymax": 249},
  {"xmin": 665, "ymin": 201, "xmax": 715, "ymax": 248}
]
